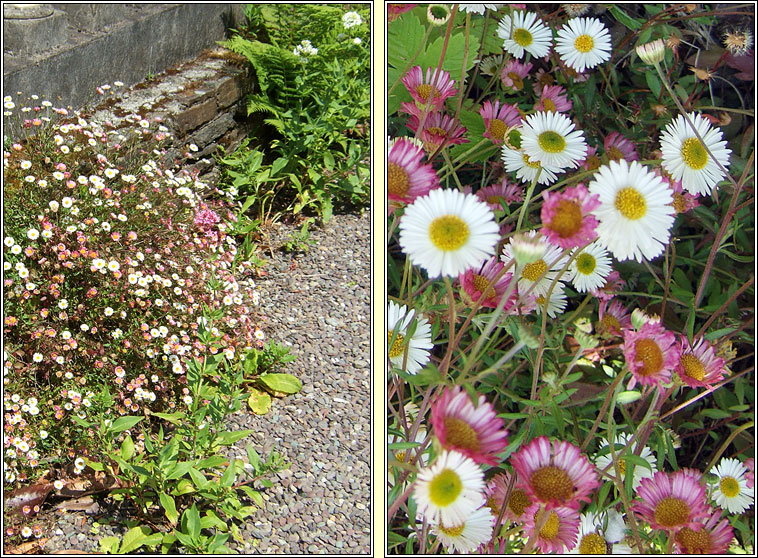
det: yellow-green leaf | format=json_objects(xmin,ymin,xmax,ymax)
[
  {"xmin": 248, "ymin": 388, "xmax": 271, "ymax": 414},
  {"xmin": 258, "ymin": 373, "xmax": 302, "ymax": 394}
]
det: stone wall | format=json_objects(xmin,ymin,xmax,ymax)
[{"xmin": 88, "ymin": 49, "xmax": 256, "ymax": 186}]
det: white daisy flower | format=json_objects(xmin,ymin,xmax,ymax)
[
  {"xmin": 461, "ymin": 4, "xmax": 501, "ymax": 15},
  {"xmin": 659, "ymin": 113, "xmax": 732, "ymax": 195},
  {"xmin": 431, "ymin": 505, "xmax": 494, "ymax": 553},
  {"xmin": 502, "ymin": 232, "xmax": 569, "ymax": 297},
  {"xmin": 502, "ymin": 146, "xmax": 561, "ymax": 185},
  {"xmin": 711, "ymin": 457, "xmax": 754, "ymax": 514},
  {"xmin": 399, "ymin": 188, "xmax": 500, "ymax": 278},
  {"xmin": 594, "ymin": 432, "xmax": 656, "ymax": 490},
  {"xmin": 413, "ymin": 450, "xmax": 486, "ymax": 526},
  {"xmin": 568, "ymin": 241, "xmax": 612, "ymax": 292},
  {"xmin": 534, "ymin": 282, "xmax": 568, "ymax": 318},
  {"xmin": 388, "ymin": 301, "xmax": 434, "ymax": 375},
  {"xmin": 588, "ymin": 160, "xmax": 676, "ymax": 262},
  {"xmin": 570, "ymin": 509, "xmax": 633, "ymax": 553},
  {"xmin": 521, "ymin": 111, "xmax": 587, "ymax": 170},
  {"xmin": 555, "ymin": 17, "xmax": 612, "ymax": 72},
  {"xmin": 497, "ymin": 10, "xmax": 552, "ymax": 59},
  {"xmin": 27, "ymin": 228, "xmax": 39, "ymax": 240}
]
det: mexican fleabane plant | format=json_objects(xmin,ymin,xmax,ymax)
[{"xmin": 388, "ymin": 4, "xmax": 754, "ymax": 555}]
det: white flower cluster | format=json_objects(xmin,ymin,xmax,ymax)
[
  {"xmin": 293, "ymin": 39, "xmax": 318, "ymax": 61},
  {"xmin": 342, "ymin": 11, "xmax": 362, "ymax": 28}
]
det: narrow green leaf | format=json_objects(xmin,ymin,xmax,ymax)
[
  {"xmin": 110, "ymin": 416, "xmax": 144, "ymax": 434},
  {"xmin": 159, "ymin": 492, "xmax": 179, "ymax": 526},
  {"xmin": 185, "ymin": 504, "xmax": 201, "ymax": 541},
  {"xmin": 220, "ymin": 460, "xmax": 237, "ymax": 488},
  {"xmin": 609, "ymin": 5, "xmax": 643, "ymax": 30},
  {"xmin": 118, "ymin": 526, "xmax": 152, "ymax": 554},
  {"xmin": 120, "ymin": 435, "xmax": 135, "ymax": 462}
]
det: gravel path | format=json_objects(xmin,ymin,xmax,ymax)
[{"xmin": 35, "ymin": 211, "xmax": 371, "ymax": 554}]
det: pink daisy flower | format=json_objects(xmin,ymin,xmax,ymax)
[
  {"xmin": 430, "ymin": 386, "xmax": 508, "ymax": 465},
  {"xmin": 665, "ymin": 173, "xmax": 700, "ymax": 214},
  {"xmin": 522, "ymin": 503, "xmax": 580, "ymax": 553},
  {"xmin": 485, "ymin": 471, "xmax": 532, "ymax": 524},
  {"xmin": 401, "ymin": 65, "xmax": 458, "ymax": 112},
  {"xmin": 501, "ymin": 59, "xmax": 532, "ymax": 91},
  {"xmin": 745, "ymin": 458, "xmax": 754, "ymax": 489},
  {"xmin": 591, "ymin": 269, "xmax": 625, "ymax": 302},
  {"xmin": 674, "ymin": 512, "xmax": 735, "ymax": 554},
  {"xmin": 622, "ymin": 322, "xmax": 679, "ymax": 390},
  {"xmin": 578, "ymin": 144, "xmax": 602, "ymax": 171},
  {"xmin": 604, "ymin": 131, "xmax": 639, "ymax": 162},
  {"xmin": 533, "ymin": 84, "xmax": 573, "ymax": 113},
  {"xmin": 388, "ymin": 4, "xmax": 417, "ymax": 22},
  {"xmin": 596, "ymin": 299, "xmax": 632, "ymax": 338},
  {"xmin": 510, "ymin": 436, "xmax": 599, "ymax": 510},
  {"xmin": 675, "ymin": 336, "xmax": 726, "ymax": 388},
  {"xmin": 539, "ymin": 183, "xmax": 600, "ymax": 249},
  {"xmin": 194, "ymin": 209, "xmax": 220, "ymax": 229},
  {"xmin": 631, "ymin": 470, "xmax": 711, "ymax": 532},
  {"xmin": 459, "ymin": 257, "xmax": 518, "ymax": 310},
  {"xmin": 407, "ymin": 111, "xmax": 468, "ymax": 154},
  {"xmin": 475, "ymin": 177, "xmax": 523, "ymax": 211},
  {"xmin": 480, "ymin": 100, "xmax": 522, "ymax": 145},
  {"xmin": 388, "ymin": 137, "xmax": 440, "ymax": 208}
]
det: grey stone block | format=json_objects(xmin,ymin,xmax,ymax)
[{"xmin": 3, "ymin": 6, "xmax": 68, "ymax": 56}]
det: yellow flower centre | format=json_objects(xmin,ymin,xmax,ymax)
[
  {"xmin": 472, "ymin": 273, "xmax": 495, "ymax": 299},
  {"xmin": 537, "ymin": 509, "xmax": 561, "ymax": 540},
  {"xmin": 513, "ymin": 27, "xmax": 534, "ymax": 47},
  {"xmin": 427, "ymin": 126, "xmax": 446, "ymax": 137},
  {"xmin": 618, "ymin": 457, "xmax": 627, "ymax": 476},
  {"xmin": 585, "ymin": 154, "xmax": 602, "ymax": 171},
  {"xmin": 438, "ymin": 522, "xmax": 465, "ymax": 536},
  {"xmin": 388, "ymin": 331, "xmax": 406, "ymax": 358},
  {"xmin": 486, "ymin": 195, "xmax": 503, "ymax": 206},
  {"xmin": 675, "ymin": 526, "xmax": 712, "ymax": 554},
  {"xmin": 681, "ymin": 137, "xmax": 709, "ymax": 170},
  {"xmin": 507, "ymin": 72, "xmax": 524, "ymax": 90},
  {"xmin": 543, "ymin": 98, "xmax": 557, "ymax": 112},
  {"xmin": 429, "ymin": 468, "xmax": 463, "ymax": 507},
  {"xmin": 395, "ymin": 450, "xmax": 407, "ymax": 463},
  {"xmin": 538, "ymin": 131, "xmax": 567, "ymax": 153},
  {"xmin": 680, "ymin": 353, "xmax": 706, "ymax": 381},
  {"xmin": 415, "ymin": 83, "xmax": 441, "ymax": 103},
  {"xmin": 575, "ymin": 34, "xmax": 595, "ymax": 53},
  {"xmin": 530, "ymin": 465, "xmax": 575, "ymax": 503},
  {"xmin": 576, "ymin": 252, "xmax": 597, "ymax": 275},
  {"xmin": 654, "ymin": 497, "xmax": 691, "ymax": 528},
  {"xmin": 672, "ymin": 192, "xmax": 687, "ymax": 213},
  {"xmin": 633, "ymin": 338, "xmax": 664, "ymax": 377},
  {"xmin": 488, "ymin": 118, "xmax": 508, "ymax": 141},
  {"xmin": 486, "ymin": 495, "xmax": 501, "ymax": 516},
  {"xmin": 443, "ymin": 417, "xmax": 480, "ymax": 452},
  {"xmin": 614, "ymin": 187, "xmax": 647, "ymax": 220},
  {"xmin": 388, "ymin": 161, "xmax": 410, "ymax": 197},
  {"xmin": 428, "ymin": 215, "xmax": 469, "ymax": 252},
  {"xmin": 509, "ymin": 487, "xmax": 531, "ymax": 517},
  {"xmin": 579, "ymin": 532, "xmax": 608, "ymax": 554},
  {"xmin": 549, "ymin": 199, "xmax": 583, "ymax": 238},
  {"xmin": 607, "ymin": 146, "xmax": 625, "ymax": 161},
  {"xmin": 720, "ymin": 476, "xmax": 741, "ymax": 498},
  {"xmin": 599, "ymin": 314, "xmax": 621, "ymax": 334},
  {"xmin": 522, "ymin": 259, "xmax": 548, "ymax": 282},
  {"xmin": 522, "ymin": 152, "xmax": 542, "ymax": 169}
]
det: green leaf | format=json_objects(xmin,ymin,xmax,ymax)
[
  {"xmin": 387, "ymin": 11, "xmax": 426, "ymax": 70},
  {"xmin": 188, "ymin": 467, "xmax": 209, "ymax": 490},
  {"xmin": 259, "ymin": 373, "xmax": 302, "ymax": 394},
  {"xmin": 248, "ymin": 388, "xmax": 272, "ymax": 414},
  {"xmin": 246, "ymin": 446, "xmax": 261, "ymax": 470},
  {"xmin": 645, "ymin": 71, "xmax": 662, "ymax": 97},
  {"xmin": 110, "ymin": 416, "xmax": 144, "ymax": 434},
  {"xmin": 220, "ymin": 460, "xmax": 237, "ymax": 488},
  {"xmin": 701, "ymin": 408, "xmax": 732, "ymax": 419},
  {"xmin": 99, "ymin": 535, "xmax": 121, "ymax": 554},
  {"xmin": 184, "ymin": 504, "xmax": 202, "ymax": 541},
  {"xmin": 165, "ymin": 460, "xmax": 195, "ymax": 480},
  {"xmin": 608, "ymin": 5, "xmax": 643, "ymax": 30},
  {"xmin": 196, "ymin": 456, "xmax": 230, "ymax": 470},
  {"xmin": 159, "ymin": 493, "xmax": 179, "ymax": 526},
  {"xmin": 418, "ymin": 31, "xmax": 479, "ymax": 80},
  {"xmin": 118, "ymin": 526, "xmax": 155, "ymax": 554},
  {"xmin": 120, "ymin": 435, "xmax": 135, "ymax": 462},
  {"xmin": 240, "ymin": 485, "xmax": 264, "ymax": 508},
  {"xmin": 201, "ymin": 510, "xmax": 228, "ymax": 530},
  {"xmin": 152, "ymin": 412, "xmax": 186, "ymax": 426},
  {"xmin": 171, "ymin": 478, "xmax": 195, "ymax": 496},
  {"xmin": 617, "ymin": 391, "xmax": 642, "ymax": 404},
  {"xmin": 271, "ymin": 157, "xmax": 288, "ymax": 176},
  {"xmin": 215, "ymin": 429, "xmax": 256, "ymax": 446}
]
